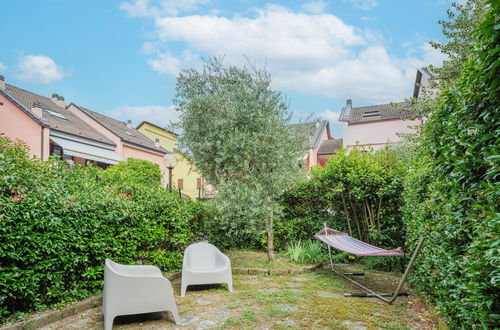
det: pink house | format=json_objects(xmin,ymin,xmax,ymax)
[
  {"xmin": 0, "ymin": 76, "xmax": 120, "ymax": 166},
  {"xmin": 67, "ymin": 103, "xmax": 170, "ymax": 184},
  {"xmin": 339, "ymin": 99, "xmax": 422, "ymax": 150},
  {"xmin": 0, "ymin": 76, "xmax": 170, "ymax": 184},
  {"xmin": 292, "ymin": 120, "xmax": 342, "ymax": 169},
  {"xmin": 338, "ymin": 68, "xmax": 436, "ymax": 150}
]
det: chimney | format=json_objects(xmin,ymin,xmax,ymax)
[
  {"xmin": 127, "ymin": 120, "xmax": 132, "ymax": 128},
  {"xmin": 31, "ymin": 102, "xmax": 43, "ymax": 118},
  {"xmin": 316, "ymin": 120, "xmax": 320, "ymax": 128},
  {"xmin": 154, "ymin": 138, "xmax": 160, "ymax": 148},
  {"xmin": 51, "ymin": 93, "xmax": 65, "ymax": 108},
  {"xmin": 346, "ymin": 99, "xmax": 352, "ymax": 108},
  {"xmin": 0, "ymin": 75, "xmax": 5, "ymax": 89}
]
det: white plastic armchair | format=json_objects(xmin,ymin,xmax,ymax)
[
  {"xmin": 103, "ymin": 259, "xmax": 180, "ymax": 330},
  {"xmin": 180, "ymin": 242, "xmax": 233, "ymax": 296}
]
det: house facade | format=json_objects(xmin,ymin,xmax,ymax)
[
  {"xmin": 136, "ymin": 121, "xmax": 208, "ymax": 199},
  {"xmin": 0, "ymin": 76, "xmax": 172, "ymax": 185},
  {"xmin": 0, "ymin": 76, "xmax": 122, "ymax": 166},
  {"xmin": 291, "ymin": 120, "xmax": 342, "ymax": 169},
  {"xmin": 67, "ymin": 104, "xmax": 170, "ymax": 184},
  {"xmin": 339, "ymin": 100, "xmax": 422, "ymax": 150}
]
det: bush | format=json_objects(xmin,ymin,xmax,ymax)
[
  {"xmin": 0, "ymin": 138, "xmax": 204, "ymax": 323},
  {"xmin": 402, "ymin": 2, "xmax": 499, "ymax": 327},
  {"xmin": 276, "ymin": 179, "xmax": 339, "ymax": 250}
]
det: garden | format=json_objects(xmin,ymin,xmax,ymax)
[{"xmin": 1, "ymin": 0, "xmax": 498, "ymax": 328}]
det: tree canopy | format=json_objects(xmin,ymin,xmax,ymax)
[{"xmin": 174, "ymin": 57, "xmax": 306, "ymax": 260}]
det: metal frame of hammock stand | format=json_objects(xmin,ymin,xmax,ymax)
[{"xmin": 316, "ymin": 224, "xmax": 425, "ymax": 304}]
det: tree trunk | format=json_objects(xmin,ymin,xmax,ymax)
[
  {"xmin": 377, "ymin": 197, "xmax": 382, "ymax": 232},
  {"xmin": 340, "ymin": 192, "xmax": 353, "ymax": 236},
  {"xmin": 266, "ymin": 221, "xmax": 275, "ymax": 262},
  {"xmin": 348, "ymin": 196, "xmax": 363, "ymax": 239}
]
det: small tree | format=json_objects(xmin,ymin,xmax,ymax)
[
  {"xmin": 429, "ymin": 0, "xmax": 487, "ymax": 87},
  {"xmin": 174, "ymin": 57, "xmax": 305, "ymax": 261}
]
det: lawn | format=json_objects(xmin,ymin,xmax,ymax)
[
  {"xmin": 226, "ymin": 250, "xmax": 303, "ymax": 270},
  {"xmin": 41, "ymin": 252, "xmax": 445, "ymax": 329}
]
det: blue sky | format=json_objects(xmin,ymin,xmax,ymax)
[{"xmin": 1, "ymin": 0, "xmax": 449, "ymax": 138}]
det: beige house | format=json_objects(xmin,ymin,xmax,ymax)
[{"xmin": 136, "ymin": 121, "xmax": 209, "ymax": 199}]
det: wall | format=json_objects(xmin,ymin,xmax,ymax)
[
  {"xmin": 67, "ymin": 104, "xmax": 123, "ymax": 154},
  {"xmin": 137, "ymin": 123, "xmax": 204, "ymax": 199},
  {"xmin": 0, "ymin": 94, "xmax": 49, "ymax": 160},
  {"xmin": 307, "ymin": 124, "xmax": 331, "ymax": 169},
  {"xmin": 343, "ymin": 118, "xmax": 422, "ymax": 149}
]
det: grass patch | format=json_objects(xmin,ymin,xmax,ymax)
[
  {"xmin": 41, "ymin": 251, "xmax": 446, "ymax": 329},
  {"xmin": 226, "ymin": 250, "xmax": 303, "ymax": 270}
]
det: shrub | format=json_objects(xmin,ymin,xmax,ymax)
[
  {"xmin": 0, "ymin": 138, "xmax": 203, "ymax": 323},
  {"xmin": 402, "ymin": 2, "xmax": 499, "ymax": 327},
  {"xmin": 281, "ymin": 147, "xmax": 406, "ymax": 251}
]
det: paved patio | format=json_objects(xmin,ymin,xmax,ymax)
[{"xmin": 39, "ymin": 264, "xmax": 439, "ymax": 329}]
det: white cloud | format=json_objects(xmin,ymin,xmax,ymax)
[
  {"xmin": 0, "ymin": 62, "xmax": 7, "ymax": 72},
  {"xmin": 120, "ymin": 0, "xmax": 209, "ymax": 17},
  {"xmin": 343, "ymin": 0, "xmax": 378, "ymax": 10},
  {"xmin": 148, "ymin": 52, "xmax": 181, "ymax": 75},
  {"xmin": 147, "ymin": 50, "xmax": 201, "ymax": 76},
  {"xmin": 140, "ymin": 42, "xmax": 158, "ymax": 54},
  {"xmin": 319, "ymin": 109, "xmax": 343, "ymax": 138},
  {"xmin": 154, "ymin": 5, "xmax": 364, "ymax": 65},
  {"xmin": 120, "ymin": 0, "xmax": 150, "ymax": 17},
  {"xmin": 319, "ymin": 109, "xmax": 341, "ymax": 122},
  {"xmin": 126, "ymin": 4, "xmax": 446, "ymax": 105},
  {"xmin": 107, "ymin": 105, "xmax": 179, "ymax": 128},
  {"xmin": 17, "ymin": 55, "xmax": 65, "ymax": 84},
  {"xmin": 301, "ymin": 0, "xmax": 328, "ymax": 14}
]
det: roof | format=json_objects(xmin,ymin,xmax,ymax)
[
  {"xmin": 0, "ymin": 87, "xmax": 49, "ymax": 128},
  {"xmin": 5, "ymin": 84, "xmax": 114, "ymax": 145},
  {"xmin": 136, "ymin": 121, "xmax": 178, "ymax": 136},
  {"xmin": 73, "ymin": 104, "xmax": 167, "ymax": 154},
  {"xmin": 340, "ymin": 101, "xmax": 415, "ymax": 124},
  {"xmin": 318, "ymin": 139, "xmax": 343, "ymax": 155},
  {"xmin": 290, "ymin": 120, "xmax": 329, "ymax": 149}
]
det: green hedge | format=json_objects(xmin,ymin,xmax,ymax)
[
  {"xmin": 0, "ymin": 136, "xmax": 204, "ymax": 322},
  {"xmin": 402, "ymin": 2, "xmax": 499, "ymax": 327}
]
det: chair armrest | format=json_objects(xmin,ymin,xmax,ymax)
[
  {"xmin": 114, "ymin": 264, "xmax": 163, "ymax": 277},
  {"xmin": 215, "ymin": 251, "xmax": 231, "ymax": 267}
]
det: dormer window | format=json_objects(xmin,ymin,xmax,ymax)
[{"xmin": 362, "ymin": 110, "xmax": 381, "ymax": 118}]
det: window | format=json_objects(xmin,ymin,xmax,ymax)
[
  {"xmin": 362, "ymin": 110, "xmax": 381, "ymax": 118},
  {"xmin": 178, "ymin": 179, "xmax": 184, "ymax": 190},
  {"xmin": 51, "ymin": 145, "xmax": 63, "ymax": 157},
  {"xmin": 46, "ymin": 109, "xmax": 69, "ymax": 120}
]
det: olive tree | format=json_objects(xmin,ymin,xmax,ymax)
[{"xmin": 174, "ymin": 57, "xmax": 306, "ymax": 261}]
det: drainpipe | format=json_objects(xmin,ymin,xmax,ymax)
[{"xmin": 41, "ymin": 127, "xmax": 44, "ymax": 161}]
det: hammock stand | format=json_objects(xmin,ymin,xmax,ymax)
[{"xmin": 315, "ymin": 225, "xmax": 425, "ymax": 304}]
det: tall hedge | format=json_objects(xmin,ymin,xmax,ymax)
[
  {"xmin": 403, "ymin": 2, "xmax": 499, "ymax": 327},
  {"xmin": 0, "ymin": 137, "xmax": 203, "ymax": 322}
]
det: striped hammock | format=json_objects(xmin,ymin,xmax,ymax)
[{"xmin": 315, "ymin": 227, "xmax": 404, "ymax": 256}]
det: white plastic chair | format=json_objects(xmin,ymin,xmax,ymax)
[
  {"xmin": 180, "ymin": 242, "xmax": 233, "ymax": 296},
  {"xmin": 103, "ymin": 258, "xmax": 180, "ymax": 330}
]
